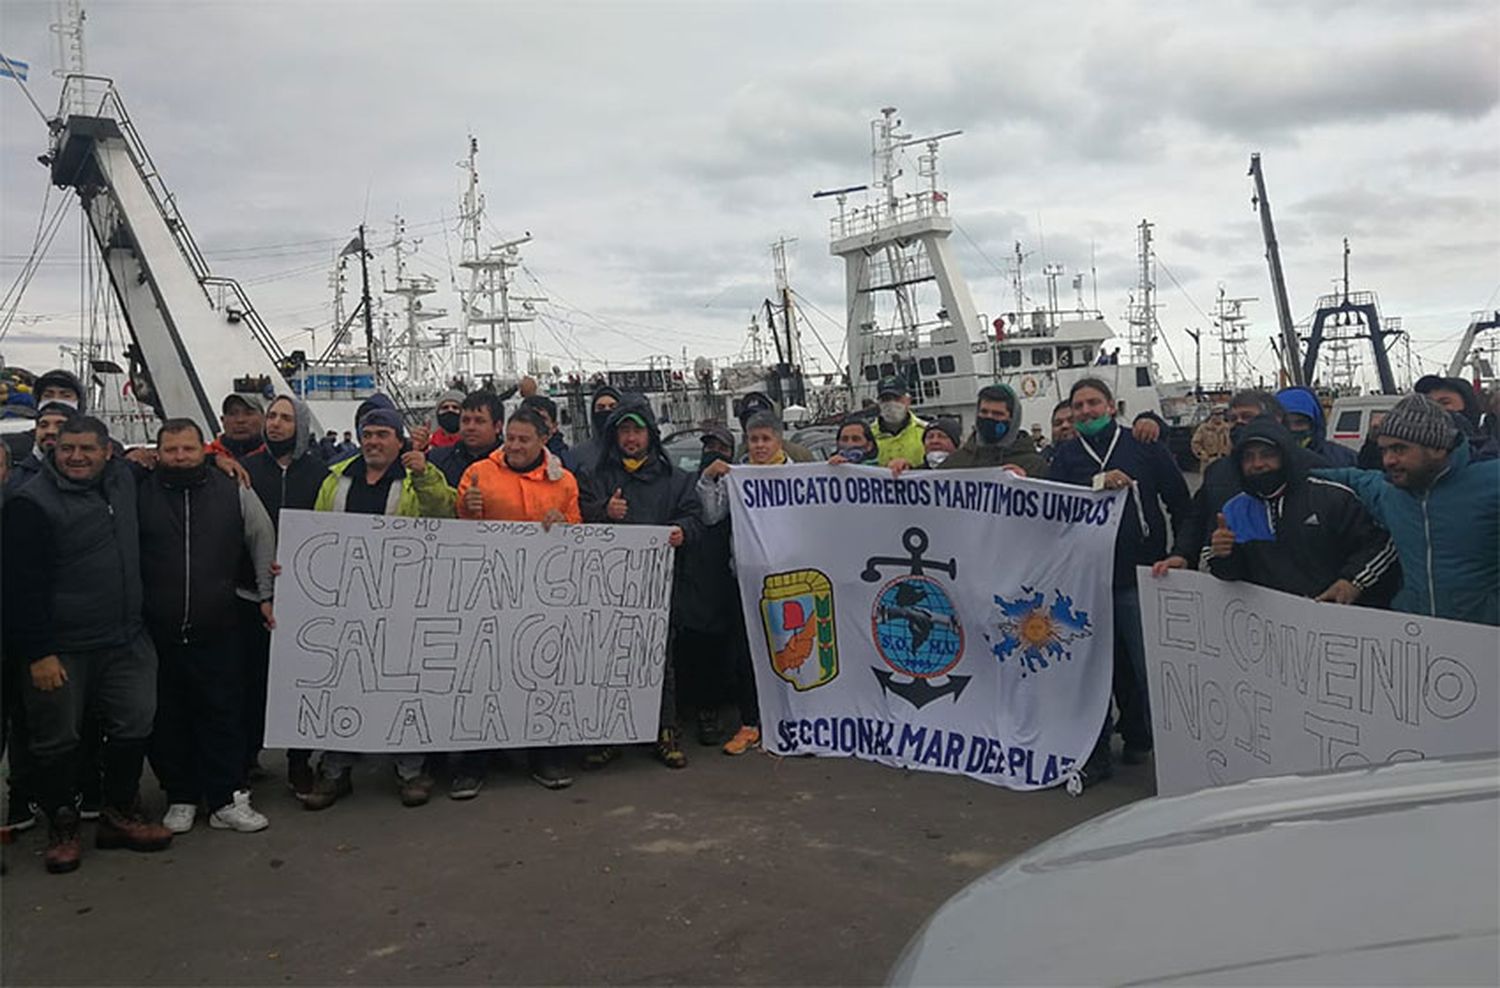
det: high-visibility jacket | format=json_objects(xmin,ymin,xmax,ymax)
[{"xmin": 457, "ymin": 448, "xmax": 582, "ymax": 523}]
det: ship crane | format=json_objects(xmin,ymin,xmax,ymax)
[
  {"xmin": 1249, "ymin": 154, "xmax": 1401, "ymax": 394},
  {"xmin": 1248, "ymin": 153, "xmax": 1304, "ymax": 387},
  {"xmin": 42, "ymin": 75, "xmax": 310, "ymax": 436}
]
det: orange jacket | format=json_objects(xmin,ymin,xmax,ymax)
[{"xmin": 457, "ymin": 448, "xmax": 582, "ymax": 523}]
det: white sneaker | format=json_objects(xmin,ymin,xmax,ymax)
[
  {"xmin": 162, "ymin": 802, "xmax": 197, "ymax": 834},
  {"xmin": 209, "ymin": 791, "xmax": 269, "ymax": 833}
]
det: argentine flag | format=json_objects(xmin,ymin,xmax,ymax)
[{"xmin": 0, "ymin": 55, "xmax": 29, "ymax": 81}]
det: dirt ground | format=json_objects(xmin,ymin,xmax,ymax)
[{"xmin": 1, "ymin": 744, "xmax": 1154, "ymax": 986}]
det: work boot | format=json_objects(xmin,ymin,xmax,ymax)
[
  {"xmin": 696, "ymin": 709, "xmax": 727, "ymax": 747},
  {"xmin": 655, "ymin": 728, "xmax": 687, "ymax": 769},
  {"xmin": 398, "ymin": 773, "xmax": 434, "ymax": 808},
  {"xmin": 302, "ymin": 770, "xmax": 352, "ymax": 812},
  {"xmin": 44, "ymin": 807, "xmax": 82, "ymax": 874},
  {"xmin": 95, "ymin": 803, "xmax": 173, "ymax": 852},
  {"xmin": 287, "ymin": 757, "xmax": 316, "ymax": 801}
]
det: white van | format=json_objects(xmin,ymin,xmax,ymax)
[{"xmin": 1328, "ymin": 394, "xmax": 1399, "ymax": 451}]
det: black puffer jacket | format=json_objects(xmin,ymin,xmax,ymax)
[
  {"xmin": 139, "ymin": 467, "xmax": 248, "ymax": 642},
  {"xmin": 580, "ymin": 399, "xmax": 703, "ymax": 541},
  {"xmin": 1207, "ymin": 418, "xmax": 1400, "ymax": 604},
  {"xmin": 2, "ymin": 457, "xmax": 142, "ymax": 662}
]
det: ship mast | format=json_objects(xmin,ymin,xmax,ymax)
[
  {"xmin": 382, "ymin": 213, "xmax": 447, "ymax": 393},
  {"xmin": 1126, "ymin": 219, "xmax": 1158, "ymax": 372},
  {"xmin": 51, "ymin": 0, "xmax": 86, "ymax": 114},
  {"xmin": 455, "ymin": 136, "xmax": 541, "ymax": 383}
]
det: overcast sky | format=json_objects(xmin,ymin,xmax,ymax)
[{"xmin": 2, "ymin": 0, "xmax": 1496, "ymax": 392}]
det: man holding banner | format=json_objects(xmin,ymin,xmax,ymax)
[
  {"xmin": 727, "ymin": 457, "xmax": 1124, "ymax": 791},
  {"xmin": 1315, "ymin": 394, "xmax": 1499, "ymax": 626},
  {"xmin": 1208, "ymin": 416, "xmax": 1399, "ymax": 606},
  {"xmin": 303, "ymin": 408, "xmax": 456, "ymax": 810},
  {"xmin": 580, "ymin": 400, "xmax": 702, "ymax": 768},
  {"xmin": 1050, "ymin": 378, "xmax": 1191, "ymax": 783},
  {"xmin": 456, "ymin": 405, "xmax": 582, "ymax": 791}
]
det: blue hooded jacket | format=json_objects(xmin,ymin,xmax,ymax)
[
  {"xmin": 1315, "ymin": 440, "xmax": 1498, "ymax": 625},
  {"xmin": 1276, "ymin": 387, "xmax": 1357, "ymax": 467}
]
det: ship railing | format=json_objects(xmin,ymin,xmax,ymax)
[
  {"xmin": 1314, "ymin": 290, "xmax": 1380, "ymax": 311},
  {"xmin": 831, "ymin": 191, "xmax": 949, "ymax": 239},
  {"xmin": 55, "ymin": 74, "xmax": 289, "ymax": 370}
]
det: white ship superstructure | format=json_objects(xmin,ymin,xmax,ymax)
[{"xmin": 823, "ymin": 108, "xmax": 1164, "ymax": 434}]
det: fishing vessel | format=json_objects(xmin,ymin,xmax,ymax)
[{"xmin": 818, "ymin": 107, "xmax": 1168, "ymax": 435}]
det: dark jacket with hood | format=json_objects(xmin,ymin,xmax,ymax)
[
  {"xmin": 938, "ymin": 397, "xmax": 1049, "ymax": 477},
  {"xmin": 1050, "ymin": 418, "xmax": 1192, "ymax": 588},
  {"xmin": 1207, "ymin": 418, "xmax": 1399, "ymax": 605},
  {"xmin": 1276, "ymin": 387, "xmax": 1358, "ymax": 467},
  {"xmin": 562, "ymin": 384, "xmax": 623, "ymax": 480},
  {"xmin": 242, "ymin": 396, "xmax": 330, "ymax": 534},
  {"xmin": 1172, "ymin": 425, "xmax": 1336, "ymax": 566},
  {"xmin": 579, "ymin": 399, "xmax": 703, "ymax": 542},
  {"xmin": 2, "ymin": 456, "xmax": 143, "ymax": 663}
]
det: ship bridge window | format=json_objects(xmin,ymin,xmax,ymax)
[
  {"xmin": 1136, "ymin": 367, "xmax": 1152, "ymax": 387},
  {"xmin": 1031, "ymin": 347, "xmax": 1054, "ymax": 366},
  {"xmin": 1057, "ymin": 347, "xmax": 1074, "ymax": 369},
  {"xmin": 1335, "ymin": 410, "xmax": 1362, "ymax": 433},
  {"xmin": 998, "ymin": 350, "xmax": 1022, "ymax": 369},
  {"xmin": 922, "ymin": 380, "xmax": 940, "ymax": 399},
  {"xmin": 863, "ymin": 365, "xmax": 879, "ymax": 382},
  {"xmin": 938, "ymin": 355, "xmax": 955, "ymax": 373},
  {"xmin": 1080, "ymin": 346, "xmax": 1093, "ymax": 363},
  {"xmin": 879, "ymin": 362, "xmax": 895, "ymax": 379},
  {"xmin": 919, "ymin": 357, "xmax": 936, "ymax": 376}
]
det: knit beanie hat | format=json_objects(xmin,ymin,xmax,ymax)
[
  {"xmin": 924, "ymin": 417, "xmax": 962, "ymax": 447},
  {"xmin": 1378, "ymin": 394, "xmax": 1457, "ymax": 451},
  {"xmin": 360, "ymin": 406, "xmax": 406, "ymax": 438},
  {"xmin": 438, "ymin": 388, "xmax": 466, "ymax": 408}
]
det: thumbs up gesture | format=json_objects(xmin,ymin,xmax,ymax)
[
  {"xmin": 1210, "ymin": 512, "xmax": 1236, "ymax": 558},
  {"xmin": 607, "ymin": 486, "xmax": 629, "ymax": 521}
]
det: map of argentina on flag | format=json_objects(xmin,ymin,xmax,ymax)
[{"xmin": 0, "ymin": 55, "xmax": 29, "ymax": 81}]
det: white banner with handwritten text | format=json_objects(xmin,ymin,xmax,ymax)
[
  {"xmin": 1141, "ymin": 568, "xmax": 1500, "ymax": 796},
  {"xmin": 266, "ymin": 510, "xmax": 675, "ymax": 751}
]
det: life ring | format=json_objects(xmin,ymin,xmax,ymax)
[{"xmin": 1020, "ymin": 375, "xmax": 1039, "ymax": 398}]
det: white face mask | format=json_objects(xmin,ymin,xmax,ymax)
[
  {"xmin": 924, "ymin": 450, "xmax": 950, "ymax": 468},
  {"xmin": 879, "ymin": 400, "xmax": 906, "ymax": 425}
]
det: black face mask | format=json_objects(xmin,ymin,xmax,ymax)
[
  {"xmin": 1245, "ymin": 469, "xmax": 1286, "ymax": 498},
  {"xmin": 264, "ymin": 435, "xmax": 297, "ymax": 459},
  {"xmin": 160, "ymin": 463, "xmax": 208, "ymax": 488},
  {"xmin": 436, "ymin": 411, "xmax": 461, "ymax": 434},
  {"xmin": 700, "ymin": 449, "xmax": 730, "ymax": 473},
  {"xmin": 592, "ymin": 407, "xmax": 616, "ymax": 434},
  {"xmin": 220, "ymin": 434, "xmax": 262, "ymax": 459}
]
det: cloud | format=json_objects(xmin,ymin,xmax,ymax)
[{"xmin": 2, "ymin": 0, "xmax": 1495, "ymax": 396}]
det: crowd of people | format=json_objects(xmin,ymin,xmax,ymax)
[{"xmin": 1, "ymin": 364, "xmax": 1495, "ymax": 875}]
